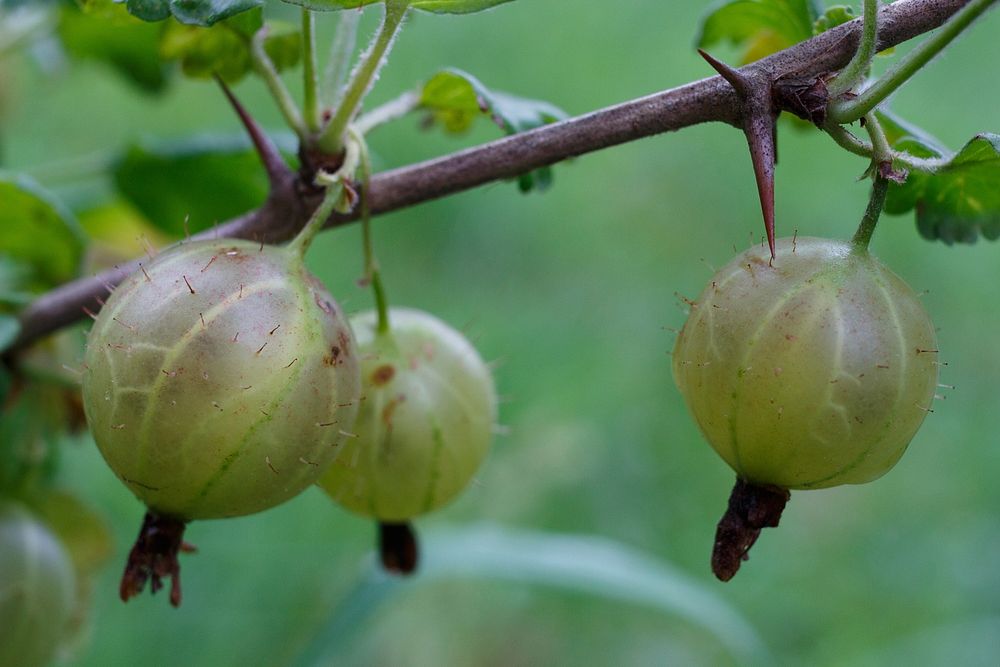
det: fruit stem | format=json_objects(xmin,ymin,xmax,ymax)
[
  {"xmin": 250, "ymin": 27, "xmax": 308, "ymax": 140},
  {"xmin": 827, "ymin": 0, "xmax": 878, "ymax": 99},
  {"xmin": 712, "ymin": 478, "xmax": 789, "ymax": 582},
  {"xmin": 852, "ymin": 113, "xmax": 892, "ymax": 251},
  {"xmin": 378, "ymin": 521, "xmax": 418, "ymax": 574},
  {"xmin": 302, "ymin": 8, "xmax": 321, "ymax": 134},
  {"xmin": 317, "ymin": 1, "xmax": 410, "ymax": 154},
  {"xmin": 288, "ymin": 138, "xmax": 363, "ymax": 257},
  {"xmin": 852, "ymin": 176, "xmax": 889, "ymax": 251},
  {"xmin": 352, "ymin": 127, "xmax": 392, "ymax": 336},
  {"xmin": 828, "ymin": 0, "xmax": 998, "ymax": 124}
]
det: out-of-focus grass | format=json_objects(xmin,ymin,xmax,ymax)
[{"xmin": 5, "ymin": 1, "xmax": 1000, "ymax": 665}]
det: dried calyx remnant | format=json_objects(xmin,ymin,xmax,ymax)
[
  {"xmin": 711, "ymin": 478, "xmax": 790, "ymax": 582},
  {"xmin": 379, "ymin": 521, "xmax": 418, "ymax": 574},
  {"xmin": 120, "ymin": 512, "xmax": 195, "ymax": 607}
]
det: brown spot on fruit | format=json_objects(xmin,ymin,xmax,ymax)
[
  {"xmin": 371, "ymin": 364, "xmax": 395, "ymax": 386},
  {"xmin": 381, "ymin": 394, "xmax": 406, "ymax": 426},
  {"xmin": 323, "ymin": 345, "xmax": 341, "ymax": 366}
]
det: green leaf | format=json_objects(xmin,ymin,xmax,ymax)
[
  {"xmin": 409, "ymin": 0, "xmax": 515, "ymax": 13},
  {"xmin": 697, "ymin": 0, "xmax": 820, "ymax": 64},
  {"xmin": 294, "ymin": 524, "xmax": 772, "ymax": 667},
  {"xmin": 813, "ymin": 5, "xmax": 855, "ymax": 33},
  {"xmin": 885, "ymin": 133, "xmax": 1000, "ymax": 244},
  {"xmin": 0, "ymin": 174, "xmax": 85, "ymax": 290},
  {"xmin": 112, "ymin": 133, "xmax": 295, "ymax": 237},
  {"xmin": 0, "ymin": 315, "xmax": 18, "ymax": 353},
  {"xmin": 125, "ymin": 0, "xmax": 262, "ymax": 26},
  {"xmin": 280, "ymin": 0, "xmax": 514, "ymax": 13},
  {"xmin": 420, "ymin": 68, "xmax": 567, "ymax": 191},
  {"xmin": 159, "ymin": 8, "xmax": 300, "ymax": 83},
  {"xmin": 58, "ymin": 0, "xmax": 170, "ymax": 93}
]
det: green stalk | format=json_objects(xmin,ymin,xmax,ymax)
[
  {"xmin": 827, "ymin": 0, "xmax": 878, "ymax": 98},
  {"xmin": 851, "ymin": 114, "xmax": 892, "ymax": 250},
  {"xmin": 851, "ymin": 176, "xmax": 889, "ymax": 250},
  {"xmin": 286, "ymin": 184, "xmax": 344, "ymax": 258},
  {"xmin": 829, "ymin": 0, "xmax": 998, "ymax": 124},
  {"xmin": 302, "ymin": 8, "xmax": 320, "ymax": 134},
  {"xmin": 351, "ymin": 128, "xmax": 391, "ymax": 335},
  {"xmin": 324, "ymin": 9, "xmax": 361, "ymax": 108},
  {"xmin": 251, "ymin": 29, "xmax": 307, "ymax": 139},
  {"xmin": 317, "ymin": 2, "xmax": 409, "ymax": 154},
  {"xmin": 824, "ymin": 123, "xmax": 950, "ymax": 172}
]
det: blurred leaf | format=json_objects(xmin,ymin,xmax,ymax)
[
  {"xmin": 420, "ymin": 68, "xmax": 567, "ymax": 191},
  {"xmin": 696, "ymin": 0, "xmax": 820, "ymax": 64},
  {"xmin": 409, "ymin": 0, "xmax": 515, "ymax": 13},
  {"xmin": 0, "ymin": 174, "xmax": 84, "ymax": 290},
  {"xmin": 813, "ymin": 5, "xmax": 854, "ymax": 33},
  {"xmin": 78, "ymin": 199, "xmax": 172, "ymax": 262},
  {"xmin": 112, "ymin": 133, "xmax": 296, "ymax": 237},
  {"xmin": 280, "ymin": 0, "xmax": 514, "ymax": 13},
  {"xmin": 58, "ymin": 0, "xmax": 170, "ymax": 93},
  {"xmin": 0, "ymin": 258, "xmax": 33, "ymax": 310},
  {"xmin": 297, "ymin": 524, "xmax": 771, "ymax": 667},
  {"xmin": 0, "ymin": 364, "xmax": 9, "ymax": 407},
  {"xmin": 31, "ymin": 491, "xmax": 113, "ymax": 577},
  {"xmin": 160, "ymin": 8, "xmax": 300, "ymax": 82},
  {"xmin": 0, "ymin": 314, "xmax": 19, "ymax": 353},
  {"xmin": 125, "ymin": 0, "xmax": 262, "ymax": 26}
]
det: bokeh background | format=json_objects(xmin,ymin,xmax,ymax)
[{"xmin": 3, "ymin": 1, "xmax": 1000, "ymax": 665}]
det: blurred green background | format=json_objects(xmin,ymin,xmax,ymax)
[{"xmin": 4, "ymin": 1, "xmax": 1000, "ymax": 665}]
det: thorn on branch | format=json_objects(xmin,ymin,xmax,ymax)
[
  {"xmin": 215, "ymin": 76, "xmax": 292, "ymax": 189},
  {"xmin": 698, "ymin": 49, "xmax": 778, "ymax": 260}
]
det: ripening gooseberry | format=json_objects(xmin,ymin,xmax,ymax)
[
  {"xmin": 672, "ymin": 237, "xmax": 938, "ymax": 580},
  {"xmin": 320, "ymin": 308, "xmax": 497, "ymax": 519},
  {"xmin": 82, "ymin": 238, "xmax": 361, "ymax": 604},
  {"xmin": 0, "ymin": 501, "xmax": 76, "ymax": 667}
]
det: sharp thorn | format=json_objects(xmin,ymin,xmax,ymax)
[
  {"xmin": 215, "ymin": 75, "xmax": 290, "ymax": 188},
  {"xmin": 697, "ymin": 49, "xmax": 749, "ymax": 97}
]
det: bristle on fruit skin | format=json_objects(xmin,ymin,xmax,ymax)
[{"xmin": 82, "ymin": 239, "xmax": 362, "ymax": 522}]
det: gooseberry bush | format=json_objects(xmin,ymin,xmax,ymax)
[{"xmin": 1, "ymin": 0, "xmax": 998, "ymax": 662}]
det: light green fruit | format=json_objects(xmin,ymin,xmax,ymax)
[
  {"xmin": 0, "ymin": 502, "xmax": 76, "ymax": 667},
  {"xmin": 319, "ymin": 308, "xmax": 497, "ymax": 521},
  {"xmin": 673, "ymin": 237, "xmax": 938, "ymax": 489},
  {"xmin": 82, "ymin": 239, "xmax": 361, "ymax": 520}
]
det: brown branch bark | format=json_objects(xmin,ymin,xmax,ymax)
[{"xmin": 10, "ymin": 0, "xmax": 977, "ymax": 350}]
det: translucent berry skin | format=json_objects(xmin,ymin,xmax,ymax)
[
  {"xmin": 82, "ymin": 239, "xmax": 361, "ymax": 520},
  {"xmin": 319, "ymin": 308, "xmax": 497, "ymax": 521},
  {"xmin": 673, "ymin": 237, "xmax": 938, "ymax": 490},
  {"xmin": 0, "ymin": 502, "xmax": 76, "ymax": 667}
]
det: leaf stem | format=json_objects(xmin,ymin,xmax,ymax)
[
  {"xmin": 302, "ymin": 8, "xmax": 320, "ymax": 134},
  {"xmin": 251, "ymin": 28, "xmax": 307, "ymax": 140},
  {"xmin": 324, "ymin": 9, "xmax": 361, "ymax": 109},
  {"xmin": 827, "ymin": 0, "xmax": 878, "ymax": 98},
  {"xmin": 355, "ymin": 90, "xmax": 420, "ymax": 135},
  {"xmin": 317, "ymin": 2, "xmax": 409, "ymax": 154},
  {"xmin": 829, "ymin": 0, "xmax": 998, "ymax": 124},
  {"xmin": 824, "ymin": 123, "xmax": 950, "ymax": 172},
  {"xmin": 350, "ymin": 128, "xmax": 391, "ymax": 335}
]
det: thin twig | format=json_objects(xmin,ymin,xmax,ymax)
[{"xmin": 8, "ymin": 0, "xmax": 980, "ymax": 351}]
